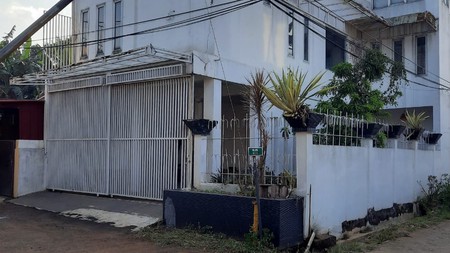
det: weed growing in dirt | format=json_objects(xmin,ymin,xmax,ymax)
[
  {"xmin": 139, "ymin": 224, "xmax": 277, "ymax": 253},
  {"xmin": 327, "ymin": 242, "xmax": 366, "ymax": 253},
  {"xmin": 418, "ymin": 174, "xmax": 450, "ymax": 212}
]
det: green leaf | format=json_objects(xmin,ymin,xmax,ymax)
[{"xmin": 21, "ymin": 38, "xmax": 32, "ymax": 60}]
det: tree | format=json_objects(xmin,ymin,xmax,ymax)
[
  {"xmin": 316, "ymin": 49, "xmax": 407, "ymax": 121},
  {"xmin": 0, "ymin": 26, "xmax": 43, "ymax": 99}
]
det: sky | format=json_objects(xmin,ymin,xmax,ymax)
[{"xmin": 0, "ymin": 0, "xmax": 72, "ymax": 44}]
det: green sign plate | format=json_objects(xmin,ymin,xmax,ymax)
[{"xmin": 248, "ymin": 147, "xmax": 263, "ymax": 156}]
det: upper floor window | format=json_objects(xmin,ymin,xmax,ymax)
[
  {"xmin": 371, "ymin": 42, "xmax": 381, "ymax": 51},
  {"xmin": 416, "ymin": 36, "xmax": 426, "ymax": 75},
  {"xmin": 97, "ymin": 5, "xmax": 105, "ymax": 55},
  {"xmin": 444, "ymin": 0, "xmax": 449, "ymax": 7},
  {"xmin": 326, "ymin": 28, "xmax": 346, "ymax": 70},
  {"xmin": 393, "ymin": 39, "xmax": 403, "ymax": 63},
  {"xmin": 288, "ymin": 13, "xmax": 294, "ymax": 56},
  {"xmin": 113, "ymin": 0, "xmax": 123, "ymax": 52},
  {"xmin": 304, "ymin": 18, "xmax": 309, "ymax": 62},
  {"xmin": 81, "ymin": 9, "xmax": 89, "ymax": 58},
  {"xmin": 373, "ymin": 0, "xmax": 422, "ymax": 9}
]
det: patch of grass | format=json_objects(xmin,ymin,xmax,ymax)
[
  {"xmin": 327, "ymin": 242, "xmax": 366, "ymax": 253},
  {"xmin": 139, "ymin": 224, "xmax": 277, "ymax": 253},
  {"xmin": 329, "ymin": 208, "xmax": 450, "ymax": 253},
  {"xmin": 330, "ymin": 174, "xmax": 450, "ymax": 253}
]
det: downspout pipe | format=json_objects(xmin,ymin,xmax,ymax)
[{"xmin": 0, "ymin": 0, "xmax": 73, "ymax": 63}]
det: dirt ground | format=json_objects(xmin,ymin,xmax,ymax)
[
  {"xmin": 0, "ymin": 201, "xmax": 193, "ymax": 253},
  {"xmin": 4, "ymin": 200, "xmax": 450, "ymax": 253},
  {"xmin": 369, "ymin": 220, "xmax": 450, "ymax": 253}
]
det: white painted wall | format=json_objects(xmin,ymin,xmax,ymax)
[
  {"xmin": 72, "ymin": 0, "xmax": 328, "ymax": 85},
  {"xmin": 15, "ymin": 140, "xmax": 45, "ymax": 197},
  {"xmin": 438, "ymin": 1, "xmax": 450, "ymax": 174},
  {"xmin": 70, "ymin": 0, "xmax": 449, "ymax": 129},
  {"xmin": 373, "ymin": 0, "xmax": 436, "ymax": 18},
  {"xmin": 298, "ymin": 134, "xmax": 445, "ymax": 236}
]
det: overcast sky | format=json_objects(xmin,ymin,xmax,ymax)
[{"xmin": 0, "ymin": 0, "xmax": 72, "ymax": 44}]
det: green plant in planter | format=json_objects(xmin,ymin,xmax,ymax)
[
  {"xmin": 402, "ymin": 110, "xmax": 428, "ymax": 129},
  {"xmin": 259, "ymin": 68, "xmax": 332, "ymax": 128},
  {"xmin": 402, "ymin": 110, "xmax": 429, "ymax": 140}
]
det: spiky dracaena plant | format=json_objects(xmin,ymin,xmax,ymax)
[
  {"xmin": 243, "ymin": 70, "xmax": 269, "ymax": 183},
  {"xmin": 260, "ymin": 68, "xmax": 331, "ymax": 125},
  {"xmin": 402, "ymin": 110, "xmax": 429, "ymax": 130}
]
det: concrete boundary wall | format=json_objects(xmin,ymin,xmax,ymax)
[
  {"xmin": 296, "ymin": 133, "xmax": 446, "ymax": 237},
  {"xmin": 13, "ymin": 140, "xmax": 45, "ymax": 197}
]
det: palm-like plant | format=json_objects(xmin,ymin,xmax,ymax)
[
  {"xmin": 402, "ymin": 110, "xmax": 429, "ymax": 130},
  {"xmin": 259, "ymin": 68, "xmax": 331, "ymax": 124}
]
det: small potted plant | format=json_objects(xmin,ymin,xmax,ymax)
[
  {"xmin": 402, "ymin": 110, "xmax": 428, "ymax": 141},
  {"xmin": 259, "ymin": 68, "xmax": 333, "ymax": 132}
]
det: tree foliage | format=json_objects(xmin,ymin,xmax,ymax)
[
  {"xmin": 316, "ymin": 49, "xmax": 407, "ymax": 121},
  {"xmin": 0, "ymin": 26, "xmax": 43, "ymax": 99}
]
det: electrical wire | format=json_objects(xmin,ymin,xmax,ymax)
[
  {"xmin": 270, "ymin": 0, "xmax": 447, "ymax": 91},
  {"xmin": 311, "ymin": 0, "xmax": 450, "ymax": 89},
  {"xmin": 18, "ymin": 0, "xmax": 448, "ymax": 93},
  {"xmin": 24, "ymin": 0, "xmax": 259, "ymax": 50},
  {"xmin": 26, "ymin": 0, "xmax": 247, "ymax": 45}
]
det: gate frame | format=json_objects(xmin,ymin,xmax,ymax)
[{"xmin": 44, "ymin": 62, "xmax": 194, "ymax": 200}]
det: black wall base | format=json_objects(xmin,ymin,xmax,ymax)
[
  {"xmin": 164, "ymin": 190, "xmax": 304, "ymax": 249},
  {"xmin": 342, "ymin": 203, "xmax": 414, "ymax": 232}
]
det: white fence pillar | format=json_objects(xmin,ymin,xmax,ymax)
[
  {"xmin": 294, "ymin": 131, "xmax": 313, "ymax": 238},
  {"xmin": 204, "ymin": 78, "xmax": 222, "ymax": 176},
  {"xmin": 193, "ymin": 135, "xmax": 208, "ymax": 188},
  {"xmin": 387, "ymin": 139, "xmax": 397, "ymax": 149}
]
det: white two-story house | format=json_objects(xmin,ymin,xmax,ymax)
[{"xmin": 20, "ymin": 0, "xmax": 449, "ymax": 201}]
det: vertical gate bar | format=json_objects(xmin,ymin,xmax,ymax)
[{"xmin": 106, "ymin": 84, "xmax": 111, "ymax": 195}]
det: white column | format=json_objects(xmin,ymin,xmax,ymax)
[
  {"xmin": 204, "ymin": 78, "xmax": 222, "ymax": 177},
  {"xmin": 295, "ymin": 132, "xmax": 313, "ymax": 239},
  {"xmin": 387, "ymin": 139, "xmax": 397, "ymax": 149},
  {"xmin": 361, "ymin": 139, "xmax": 373, "ymax": 148},
  {"xmin": 409, "ymin": 140, "xmax": 418, "ymax": 150},
  {"xmin": 193, "ymin": 135, "xmax": 208, "ymax": 188}
]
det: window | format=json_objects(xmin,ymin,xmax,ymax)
[
  {"xmin": 373, "ymin": 0, "xmax": 388, "ymax": 8},
  {"xmin": 113, "ymin": 0, "xmax": 123, "ymax": 52},
  {"xmin": 393, "ymin": 40, "xmax": 403, "ymax": 63},
  {"xmin": 97, "ymin": 5, "xmax": 105, "ymax": 55},
  {"xmin": 371, "ymin": 42, "xmax": 381, "ymax": 51},
  {"xmin": 325, "ymin": 28, "xmax": 346, "ymax": 69},
  {"xmin": 416, "ymin": 36, "xmax": 426, "ymax": 75},
  {"xmin": 304, "ymin": 18, "xmax": 309, "ymax": 62},
  {"xmin": 374, "ymin": 0, "xmax": 422, "ymax": 9},
  {"xmin": 445, "ymin": 0, "xmax": 449, "ymax": 7},
  {"xmin": 288, "ymin": 13, "xmax": 293, "ymax": 56},
  {"xmin": 81, "ymin": 9, "xmax": 89, "ymax": 58}
]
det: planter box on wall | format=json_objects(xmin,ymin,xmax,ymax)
[
  {"xmin": 284, "ymin": 112, "xmax": 324, "ymax": 132},
  {"xmin": 164, "ymin": 190, "xmax": 303, "ymax": 249},
  {"xmin": 361, "ymin": 123, "xmax": 383, "ymax": 139},
  {"xmin": 386, "ymin": 125, "xmax": 406, "ymax": 139},
  {"xmin": 424, "ymin": 133, "xmax": 442, "ymax": 144},
  {"xmin": 406, "ymin": 128, "xmax": 424, "ymax": 141},
  {"xmin": 183, "ymin": 119, "xmax": 218, "ymax": 135}
]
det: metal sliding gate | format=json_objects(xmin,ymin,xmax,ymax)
[{"xmin": 46, "ymin": 72, "xmax": 192, "ymax": 200}]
